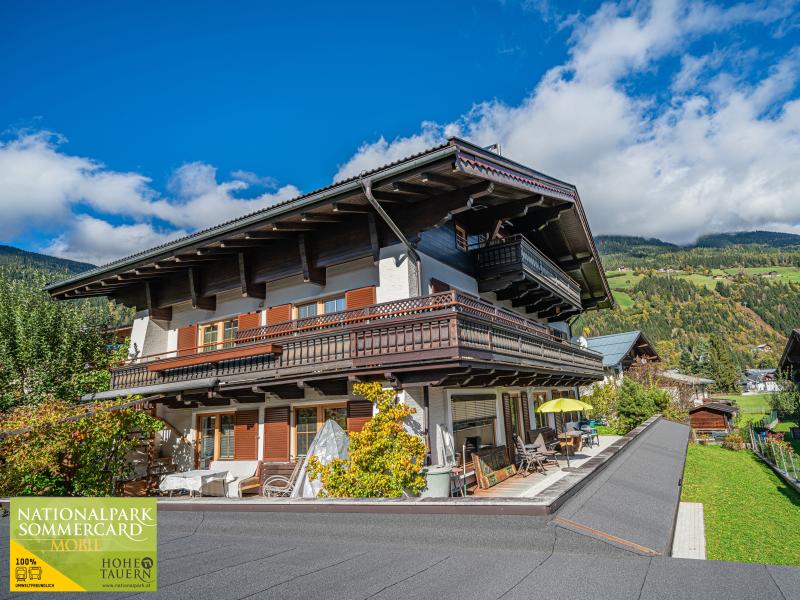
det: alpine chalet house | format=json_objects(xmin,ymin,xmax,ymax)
[{"xmin": 47, "ymin": 139, "xmax": 612, "ymax": 479}]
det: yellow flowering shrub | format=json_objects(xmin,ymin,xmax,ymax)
[{"xmin": 308, "ymin": 382, "xmax": 427, "ymax": 498}]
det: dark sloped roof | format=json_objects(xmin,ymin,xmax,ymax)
[{"xmin": 689, "ymin": 402, "xmax": 738, "ymax": 414}]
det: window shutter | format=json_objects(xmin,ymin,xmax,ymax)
[
  {"xmin": 345, "ymin": 286, "xmax": 376, "ymax": 310},
  {"xmin": 520, "ymin": 392, "xmax": 531, "ymax": 442},
  {"xmin": 177, "ymin": 324, "xmax": 197, "ymax": 356},
  {"xmin": 501, "ymin": 392, "xmax": 516, "ymax": 463},
  {"xmin": 266, "ymin": 304, "xmax": 292, "ymax": 325},
  {"xmin": 233, "ymin": 410, "xmax": 258, "ymax": 460},
  {"xmin": 263, "ymin": 407, "xmax": 290, "ymax": 462},
  {"xmin": 347, "ymin": 400, "xmax": 374, "ymax": 433},
  {"xmin": 237, "ymin": 311, "xmax": 261, "ymax": 342}
]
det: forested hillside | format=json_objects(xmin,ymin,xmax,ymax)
[
  {"xmin": 578, "ymin": 233, "xmax": 800, "ymax": 374},
  {"xmin": 0, "ymin": 246, "xmax": 132, "ymax": 410}
]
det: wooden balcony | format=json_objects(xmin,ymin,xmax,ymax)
[
  {"xmin": 471, "ymin": 235, "xmax": 582, "ymax": 318},
  {"xmin": 109, "ymin": 291, "xmax": 603, "ymax": 392}
]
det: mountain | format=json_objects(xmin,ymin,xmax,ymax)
[
  {"xmin": 580, "ymin": 231, "xmax": 800, "ymax": 375},
  {"xmin": 694, "ymin": 230, "xmax": 800, "ymax": 248},
  {"xmin": 0, "ymin": 244, "xmax": 95, "ymax": 279}
]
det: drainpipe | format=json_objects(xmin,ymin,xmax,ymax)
[{"xmin": 360, "ymin": 176, "xmax": 423, "ymax": 297}]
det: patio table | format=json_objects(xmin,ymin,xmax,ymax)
[
  {"xmin": 558, "ymin": 432, "xmax": 583, "ymax": 453},
  {"xmin": 159, "ymin": 469, "xmax": 232, "ymax": 497}
]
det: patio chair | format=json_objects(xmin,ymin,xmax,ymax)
[
  {"xmin": 532, "ymin": 433, "xmax": 559, "ymax": 468},
  {"xmin": 513, "ymin": 434, "xmax": 545, "ymax": 477},
  {"xmin": 263, "ymin": 459, "xmax": 303, "ymax": 497}
]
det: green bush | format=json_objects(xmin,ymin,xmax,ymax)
[
  {"xmin": 308, "ymin": 382, "xmax": 427, "ymax": 498},
  {"xmin": 615, "ymin": 379, "xmax": 658, "ymax": 433},
  {"xmin": 0, "ymin": 397, "xmax": 164, "ymax": 496}
]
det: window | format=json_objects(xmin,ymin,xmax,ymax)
[
  {"xmin": 455, "ymin": 222, "xmax": 468, "ymax": 252},
  {"xmin": 531, "ymin": 392, "xmax": 547, "ymax": 428},
  {"xmin": 450, "ymin": 394, "xmax": 497, "ymax": 460},
  {"xmin": 197, "ymin": 413, "xmax": 236, "ymax": 468},
  {"xmin": 323, "ymin": 296, "xmax": 345, "ymax": 314},
  {"xmin": 199, "ymin": 318, "xmax": 238, "ymax": 352},
  {"xmin": 296, "ymin": 295, "xmax": 345, "ymax": 320},
  {"xmin": 293, "ymin": 404, "xmax": 347, "ymax": 459},
  {"xmin": 297, "ymin": 303, "xmax": 318, "ymax": 319}
]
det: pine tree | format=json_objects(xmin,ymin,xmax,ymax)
[{"xmin": 704, "ymin": 334, "xmax": 741, "ymax": 393}]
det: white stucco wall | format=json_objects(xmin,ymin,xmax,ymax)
[
  {"xmin": 156, "ymin": 406, "xmax": 195, "ymax": 471},
  {"xmin": 376, "ymin": 244, "xmax": 414, "ymax": 302},
  {"xmin": 129, "ymin": 313, "xmax": 170, "ymax": 358}
]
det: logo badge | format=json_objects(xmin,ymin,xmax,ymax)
[{"xmin": 10, "ymin": 497, "xmax": 157, "ymax": 592}]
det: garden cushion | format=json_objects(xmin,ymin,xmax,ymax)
[{"xmin": 472, "ymin": 446, "xmax": 516, "ymax": 489}]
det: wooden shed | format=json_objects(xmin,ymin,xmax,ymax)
[{"xmin": 689, "ymin": 403, "xmax": 738, "ymax": 432}]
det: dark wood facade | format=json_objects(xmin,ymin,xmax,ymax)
[{"xmin": 689, "ymin": 404, "xmax": 737, "ymax": 432}]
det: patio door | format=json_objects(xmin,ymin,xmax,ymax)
[
  {"xmin": 199, "ymin": 415, "xmax": 217, "ymax": 469},
  {"xmin": 295, "ymin": 407, "xmax": 318, "ymax": 458}
]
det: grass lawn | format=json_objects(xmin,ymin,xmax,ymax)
[
  {"xmin": 681, "ymin": 444, "xmax": 800, "ymax": 566},
  {"xmin": 714, "ymin": 393, "xmax": 773, "ymax": 425}
]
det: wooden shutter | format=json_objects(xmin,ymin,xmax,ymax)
[
  {"xmin": 177, "ymin": 324, "xmax": 197, "ymax": 356},
  {"xmin": 501, "ymin": 393, "xmax": 516, "ymax": 463},
  {"xmin": 263, "ymin": 407, "xmax": 290, "ymax": 462},
  {"xmin": 520, "ymin": 392, "xmax": 531, "ymax": 442},
  {"xmin": 238, "ymin": 311, "xmax": 261, "ymax": 341},
  {"xmin": 266, "ymin": 304, "xmax": 292, "ymax": 325},
  {"xmin": 233, "ymin": 410, "xmax": 258, "ymax": 460},
  {"xmin": 345, "ymin": 286, "xmax": 376, "ymax": 310},
  {"xmin": 347, "ymin": 400, "xmax": 374, "ymax": 433}
]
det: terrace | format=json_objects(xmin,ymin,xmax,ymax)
[{"xmin": 110, "ymin": 290, "xmax": 604, "ymax": 393}]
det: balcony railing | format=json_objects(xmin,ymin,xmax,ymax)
[
  {"xmin": 110, "ymin": 291, "xmax": 603, "ymax": 390},
  {"xmin": 471, "ymin": 235, "xmax": 582, "ymax": 308}
]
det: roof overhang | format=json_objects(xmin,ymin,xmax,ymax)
[{"xmin": 46, "ymin": 138, "xmax": 612, "ymax": 311}]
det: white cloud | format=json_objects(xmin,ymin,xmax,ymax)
[
  {"xmin": 45, "ymin": 215, "xmax": 187, "ymax": 266},
  {"xmin": 0, "ymin": 133, "xmax": 300, "ymax": 263},
  {"xmin": 336, "ymin": 0, "xmax": 800, "ymax": 243}
]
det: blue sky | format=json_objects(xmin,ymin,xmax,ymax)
[{"xmin": 1, "ymin": 0, "xmax": 799, "ymax": 264}]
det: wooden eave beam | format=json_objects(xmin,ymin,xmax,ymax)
[
  {"xmin": 238, "ymin": 252, "xmax": 266, "ymax": 299},
  {"xmin": 332, "ymin": 202, "xmax": 370, "ymax": 214},
  {"xmin": 391, "ymin": 181, "xmax": 434, "ymax": 196},
  {"xmin": 300, "ymin": 213, "xmax": 345, "ymax": 223},
  {"xmin": 144, "ymin": 281, "xmax": 172, "ymax": 321},
  {"xmin": 367, "ymin": 212, "xmax": 380, "ymax": 264},
  {"xmin": 271, "ymin": 223, "xmax": 316, "ymax": 232},
  {"xmin": 188, "ymin": 267, "xmax": 216, "ymax": 310},
  {"xmin": 298, "ymin": 234, "xmax": 325, "ymax": 285},
  {"xmin": 220, "ymin": 239, "xmax": 274, "ymax": 249},
  {"xmin": 420, "ymin": 171, "xmax": 459, "ymax": 188}
]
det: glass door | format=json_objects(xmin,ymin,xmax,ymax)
[
  {"xmin": 295, "ymin": 408, "xmax": 318, "ymax": 457},
  {"xmin": 199, "ymin": 415, "xmax": 217, "ymax": 469},
  {"xmin": 219, "ymin": 414, "xmax": 235, "ymax": 459}
]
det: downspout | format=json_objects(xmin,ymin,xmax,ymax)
[{"xmin": 360, "ymin": 176, "xmax": 423, "ymax": 297}]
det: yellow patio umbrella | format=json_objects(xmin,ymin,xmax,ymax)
[{"xmin": 536, "ymin": 398, "xmax": 593, "ymax": 467}]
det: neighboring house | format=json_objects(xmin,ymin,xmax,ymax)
[
  {"xmin": 753, "ymin": 343, "xmax": 772, "ymax": 353},
  {"xmin": 743, "ymin": 368, "xmax": 780, "ymax": 393},
  {"xmin": 584, "ymin": 330, "xmax": 660, "ymax": 383},
  {"xmin": 689, "ymin": 403, "xmax": 738, "ymax": 433},
  {"xmin": 779, "ymin": 329, "xmax": 800, "ymax": 391},
  {"xmin": 657, "ymin": 370, "xmax": 715, "ymax": 406},
  {"xmin": 46, "ymin": 138, "xmax": 613, "ymax": 475}
]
